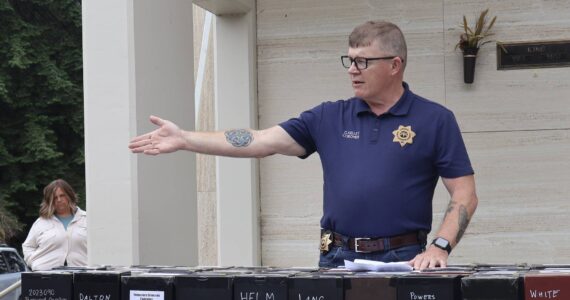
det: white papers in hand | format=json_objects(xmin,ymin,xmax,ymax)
[{"xmin": 344, "ymin": 259, "xmax": 413, "ymax": 272}]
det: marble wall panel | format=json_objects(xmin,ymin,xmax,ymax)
[
  {"xmin": 258, "ymin": 0, "xmax": 447, "ymax": 266},
  {"xmin": 257, "ymin": 0, "xmax": 448, "ymax": 129},
  {"xmin": 255, "ymin": 0, "xmax": 570, "ymax": 266},
  {"xmin": 443, "ymin": 0, "xmax": 570, "ymax": 132},
  {"xmin": 436, "ymin": 129, "xmax": 570, "ymax": 263}
]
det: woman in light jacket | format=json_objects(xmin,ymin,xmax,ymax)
[{"xmin": 22, "ymin": 179, "xmax": 87, "ymax": 271}]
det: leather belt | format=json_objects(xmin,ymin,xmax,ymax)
[{"xmin": 330, "ymin": 231, "xmax": 423, "ymax": 253}]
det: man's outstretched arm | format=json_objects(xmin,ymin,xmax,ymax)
[
  {"xmin": 409, "ymin": 174, "xmax": 478, "ymax": 270},
  {"xmin": 128, "ymin": 115, "xmax": 306, "ymax": 158}
]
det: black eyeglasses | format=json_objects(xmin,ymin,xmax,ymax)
[{"xmin": 341, "ymin": 55, "xmax": 400, "ymax": 70}]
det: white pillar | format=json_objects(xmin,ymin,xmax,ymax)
[
  {"xmin": 83, "ymin": 0, "xmax": 197, "ymax": 266},
  {"xmin": 213, "ymin": 4, "xmax": 260, "ymax": 266}
]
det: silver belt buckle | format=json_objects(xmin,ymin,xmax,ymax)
[{"xmin": 354, "ymin": 237, "xmax": 371, "ymax": 253}]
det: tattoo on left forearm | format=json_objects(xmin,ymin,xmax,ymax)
[
  {"xmin": 224, "ymin": 129, "xmax": 253, "ymax": 147},
  {"xmin": 443, "ymin": 200, "xmax": 457, "ymax": 221},
  {"xmin": 455, "ymin": 205, "xmax": 470, "ymax": 243}
]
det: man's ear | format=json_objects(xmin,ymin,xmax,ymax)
[{"xmin": 391, "ymin": 58, "xmax": 402, "ymax": 74}]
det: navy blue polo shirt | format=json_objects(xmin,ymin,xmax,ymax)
[{"xmin": 279, "ymin": 82, "xmax": 474, "ymax": 238}]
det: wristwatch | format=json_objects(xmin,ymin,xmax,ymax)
[{"xmin": 431, "ymin": 237, "xmax": 452, "ymax": 254}]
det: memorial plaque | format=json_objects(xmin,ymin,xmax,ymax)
[{"xmin": 497, "ymin": 40, "xmax": 570, "ymax": 69}]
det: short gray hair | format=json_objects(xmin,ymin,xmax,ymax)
[{"xmin": 349, "ymin": 21, "xmax": 407, "ymax": 69}]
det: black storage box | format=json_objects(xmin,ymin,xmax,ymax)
[
  {"xmin": 396, "ymin": 274, "xmax": 463, "ymax": 300},
  {"xmin": 461, "ymin": 271, "xmax": 524, "ymax": 300},
  {"xmin": 74, "ymin": 270, "xmax": 129, "ymax": 300},
  {"xmin": 233, "ymin": 274, "xmax": 289, "ymax": 300},
  {"xmin": 344, "ymin": 273, "xmax": 398, "ymax": 300},
  {"xmin": 121, "ymin": 273, "xmax": 175, "ymax": 300},
  {"xmin": 175, "ymin": 273, "xmax": 233, "ymax": 300},
  {"xmin": 21, "ymin": 271, "xmax": 73, "ymax": 300},
  {"xmin": 288, "ymin": 275, "xmax": 343, "ymax": 300}
]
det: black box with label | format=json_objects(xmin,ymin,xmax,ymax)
[
  {"xmin": 121, "ymin": 273, "xmax": 175, "ymax": 300},
  {"xmin": 21, "ymin": 271, "xmax": 73, "ymax": 300},
  {"xmin": 288, "ymin": 274, "xmax": 343, "ymax": 300},
  {"xmin": 233, "ymin": 274, "xmax": 289, "ymax": 300},
  {"xmin": 74, "ymin": 270, "xmax": 130, "ymax": 300},
  {"xmin": 396, "ymin": 274, "xmax": 463, "ymax": 300}
]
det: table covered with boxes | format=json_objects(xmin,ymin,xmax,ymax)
[{"xmin": 19, "ymin": 264, "xmax": 570, "ymax": 300}]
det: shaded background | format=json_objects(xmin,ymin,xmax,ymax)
[{"xmin": 0, "ymin": 0, "xmax": 84, "ymax": 250}]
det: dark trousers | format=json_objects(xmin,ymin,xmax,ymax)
[{"xmin": 319, "ymin": 243, "xmax": 423, "ymax": 268}]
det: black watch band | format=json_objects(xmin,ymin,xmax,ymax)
[{"xmin": 431, "ymin": 237, "xmax": 452, "ymax": 254}]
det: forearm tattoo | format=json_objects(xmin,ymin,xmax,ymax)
[
  {"xmin": 443, "ymin": 200, "xmax": 456, "ymax": 221},
  {"xmin": 224, "ymin": 129, "xmax": 253, "ymax": 147},
  {"xmin": 443, "ymin": 200, "xmax": 471, "ymax": 243},
  {"xmin": 456, "ymin": 205, "xmax": 470, "ymax": 243}
]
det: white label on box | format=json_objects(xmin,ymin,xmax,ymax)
[{"xmin": 130, "ymin": 290, "xmax": 164, "ymax": 300}]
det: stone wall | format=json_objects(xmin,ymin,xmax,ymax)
[{"xmin": 257, "ymin": 0, "xmax": 570, "ymax": 266}]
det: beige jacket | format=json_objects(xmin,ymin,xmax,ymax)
[{"xmin": 22, "ymin": 208, "xmax": 87, "ymax": 271}]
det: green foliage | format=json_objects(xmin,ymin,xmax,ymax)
[
  {"xmin": 0, "ymin": 201, "xmax": 23, "ymax": 243},
  {"xmin": 455, "ymin": 8, "xmax": 498, "ymax": 51},
  {"xmin": 0, "ymin": 0, "xmax": 84, "ymax": 247}
]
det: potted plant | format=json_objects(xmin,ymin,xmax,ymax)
[{"xmin": 456, "ymin": 8, "xmax": 498, "ymax": 83}]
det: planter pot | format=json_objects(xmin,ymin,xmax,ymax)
[{"xmin": 462, "ymin": 47, "xmax": 479, "ymax": 84}]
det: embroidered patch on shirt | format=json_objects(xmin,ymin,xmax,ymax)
[
  {"xmin": 342, "ymin": 130, "xmax": 360, "ymax": 140},
  {"xmin": 392, "ymin": 125, "xmax": 416, "ymax": 147}
]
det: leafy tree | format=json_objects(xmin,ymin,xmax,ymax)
[
  {"xmin": 0, "ymin": 201, "xmax": 22, "ymax": 243},
  {"xmin": 0, "ymin": 0, "xmax": 84, "ymax": 248}
]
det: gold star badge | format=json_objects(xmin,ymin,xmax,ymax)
[
  {"xmin": 392, "ymin": 125, "xmax": 416, "ymax": 147},
  {"xmin": 320, "ymin": 232, "xmax": 332, "ymax": 253}
]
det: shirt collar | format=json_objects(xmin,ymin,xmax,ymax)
[
  {"xmin": 355, "ymin": 82, "xmax": 413, "ymax": 117},
  {"xmin": 388, "ymin": 81, "xmax": 413, "ymax": 116},
  {"xmin": 355, "ymin": 99, "xmax": 372, "ymax": 116}
]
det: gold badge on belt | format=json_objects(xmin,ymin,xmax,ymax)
[
  {"xmin": 320, "ymin": 232, "xmax": 332, "ymax": 253},
  {"xmin": 392, "ymin": 125, "xmax": 416, "ymax": 147}
]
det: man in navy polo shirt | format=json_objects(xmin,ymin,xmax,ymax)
[{"xmin": 129, "ymin": 20, "xmax": 478, "ymax": 270}]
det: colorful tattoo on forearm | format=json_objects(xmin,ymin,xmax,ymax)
[{"xmin": 224, "ymin": 129, "xmax": 253, "ymax": 147}]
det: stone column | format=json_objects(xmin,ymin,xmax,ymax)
[{"xmin": 83, "ymin": 0, "xmax": 197, "ymax": 266}]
